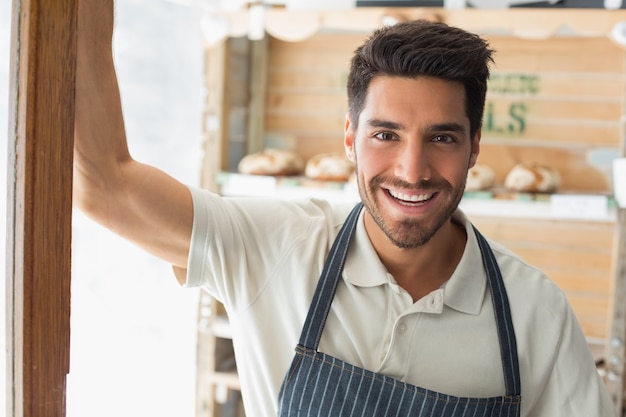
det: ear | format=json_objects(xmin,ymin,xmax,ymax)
[
  {"xmin": 344, "ymin": 113, "xmax": 356, "ymax": 163},
  {"xmin": 469, "ymin": 129, "xmax": 481, "ymax": 168}
]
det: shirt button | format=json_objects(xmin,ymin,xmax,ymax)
[
  {"xmin": 428, "ymin": 292, "xmax": 443, "ymax": 310},
  {"xmin": 397, "ymin": 323, "xmax": 408, "ymax": 335}
]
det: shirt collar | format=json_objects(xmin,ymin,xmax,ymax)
[
  {"xmin": 342, "ymin": 208, "xmax": 487, "ymax": 315},
  {"xmin": 444, "ymin": 210, "xmax": 487, "ymax": 315},
  {"xmin": 343, "ymin": 210, "xmax": 390, "ymax": 287}
]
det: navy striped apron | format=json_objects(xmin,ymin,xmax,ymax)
[{"xmin": 277, "ymin": 203, "xmax": 521, "ymax": 416}]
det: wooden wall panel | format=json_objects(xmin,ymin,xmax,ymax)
[
  {"xmin": 267, "ymin": 91, "xmax": 348, "ymax": 112},
  {"xmin": 482, "ymin": 121, "xmax": 620, "ymax": 146},
  {"xmin": 268, "ymin": 71, "xmax": 348, "ymax": 91},
  {"xmin": 549, "ymin": 271, "xmax": 612, "ymax": 297},
  {"xmin": 265, "ymin": 33, "xmax": 625, "ymax": 193},
  {"xmin": 472, "ymin": 217, "xmax": 615, "ymax": 247},
  {"xmin": 520, "ymin": 74, "xmax": 624, "ymax": 98},
  {"xmin": 269, "ymin": 52, "xmax": 355, "ymax": 73},
  {"xmin": 481, "ymin": 36, "xmax": 625, "ymax": 193},
  {"xmin": 487, "ymin": 98, "xmax": 622, "ymax": 123},
  {"xmin": 265, "ymin": 114, "xmax": 346, "ymax": 141},
  {"xmin": 265, "ymin": 34, "xmax": 361, "ymax": 160}
]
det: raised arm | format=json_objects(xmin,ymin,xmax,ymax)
[{"xmin": 73, "ymin": 0, "xmax": 193, "ymax": 273}]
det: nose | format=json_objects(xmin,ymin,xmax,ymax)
[{"xmin": 394, "ymin": 140, "xmax": 431, "ymax": 184}]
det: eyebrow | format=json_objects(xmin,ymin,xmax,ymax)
[
  {"xmin": 366, "ymin": 119, "xmax": 467, "ymax": 134},
  {"xmin": 428, "ymin": 122, "xmax": 467, "ymax": 134},
  {"xmin": 366, "ymin": 118, "xmax": 405, "ymax": 131}
]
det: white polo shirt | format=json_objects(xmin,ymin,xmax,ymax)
[{"xmin": 185, "ymin": 186, "xmax": 614, "ymax": 417}]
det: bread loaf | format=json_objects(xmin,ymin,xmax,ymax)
[
  {"xmin": 504, "ymin": 162, "xmax": 560, "ymax": 193},
  {"xmin": 305, "ymin": 153, "xmax": 355, "ymax": 182},
  {"xmin": 238, "ymin": 148, "xmax": 304, "ymax": 176},
  {"xmin": 465, "ymin": 164, "xmax": 495, "ymax": 191}
]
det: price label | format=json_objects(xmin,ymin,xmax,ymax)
[{"xmin": 550, "ymin": 194, "xmax": 609, "ymax": 220}]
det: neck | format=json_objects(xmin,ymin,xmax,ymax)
[{"xmin": 365, "ymin": 214, "xmax": 467, "ymax": 302}]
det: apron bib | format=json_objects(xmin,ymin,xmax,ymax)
[{"xmin": 277, "ymin": 203, "xmax": 521, "ymax": 416}]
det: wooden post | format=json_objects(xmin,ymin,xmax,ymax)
[
  {"xmin": 201, "ymin": 40, "xmax": 229, "ymax": 192},
  {"xmin": 605, "ymin": 80, "xmax": 626, "ymax": 415},
  {"xmin": 606, "ymin": 208, "xmax": 626, "ymax": 416},
  {"xmin": 246, "ymin": 37, "xmax": 268, "ymax": 155},
  {"xmin": 197, "ymin": 40, "xmax": 229, "ymax": 417},
  {"xmin": 7, "ymin": 0, "xmax": 77, "ymax": 416}
]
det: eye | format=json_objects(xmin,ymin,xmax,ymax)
[
  {"xmin": 432, "ymin": 134, "xmax": 455, "ymax": 144},
  {"xmin": 374, "ymin": 131, "xmax": 397, "ymax": 141}
]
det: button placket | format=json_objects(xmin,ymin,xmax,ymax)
[{"xmin": 376, "ymin": 313, "xmax": 416, "ymax": 376}]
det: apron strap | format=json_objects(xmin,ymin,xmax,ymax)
[
  {"xmin": 473, "ymin": 227, "xmax": 521, "ymax": 397},
  {"xmin": 299, "ymin": 203, "xmax": 363, "ymax": 349}
]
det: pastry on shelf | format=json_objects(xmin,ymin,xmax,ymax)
[
  {"xmin": 304, "ymin": 152, "xmax": 355, "ymax": 182},
  {"xmin": 465, "ymin": 164, "xmax": 495, "ymax": 191},
  {"xmin": 504, "ymin": 162, "xmax": 560, "ymax": 193},
  {"xmin": 237, "ymin": 148, "xmax": 304, "ymax": 176}
]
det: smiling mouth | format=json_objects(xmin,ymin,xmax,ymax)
[{"xmin": 386, "ymin": 189, "xmax": 435, "ymax": 205}]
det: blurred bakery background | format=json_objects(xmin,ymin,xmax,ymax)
[{"xmin": 4, "ymin": 1, "xmax": 626, "ymax": 417}]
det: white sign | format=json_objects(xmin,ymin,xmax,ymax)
[
  {"xmin": 614, "ymin": 158, "xmax": 626, "ymax": 208},
  {"xmin": 550, "ymin": 194, "xmax": 609, "ymax": 220}
]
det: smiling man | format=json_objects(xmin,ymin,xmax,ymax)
[
  {"xmin": 346, "ymin": 76, "xmax": 476, "ymax": 302},
  {"xmin": 74, "ymin": 1, "xmax": 614, "ymax": 416}
]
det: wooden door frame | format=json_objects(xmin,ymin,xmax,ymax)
[{"xmin": 6, "ymin": 0, "xmax": 77, "ymax": 416}]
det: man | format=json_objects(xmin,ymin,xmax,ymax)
[{"xmin": 74, "ymin": 1, "xmax": 614, "ymax": 416}]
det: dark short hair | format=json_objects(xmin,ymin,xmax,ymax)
[{"xmin": 347, "ymin": 20, "xmax": 494, "ymax": 139}]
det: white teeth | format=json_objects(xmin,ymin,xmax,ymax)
[{"xmin": 389, "ymin": 189, "xmax": 433, "ymax": 202}]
